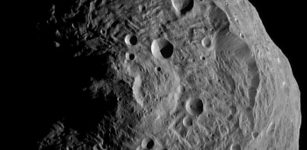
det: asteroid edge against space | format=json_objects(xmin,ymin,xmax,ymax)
[{"xmin": 36, "ymin": 0, "xmax": 301, "ymax": 150}]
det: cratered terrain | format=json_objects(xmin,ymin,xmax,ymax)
[{"xmin": 32, "ymin": 0, "xmax": 301, "ymax": 150}]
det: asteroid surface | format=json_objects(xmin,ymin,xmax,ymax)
[{"xmin": 35, "ymin": 0, "xmax": 301, "ymax": 150}]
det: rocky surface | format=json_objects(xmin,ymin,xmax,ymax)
[{"xmin": 34, "ymin": 0, "xmax": 301, "ymax": 150}]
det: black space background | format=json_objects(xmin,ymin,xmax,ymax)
[{"xmin": 9, "ymin": 0, "xmax": 306, "ymax": 149}]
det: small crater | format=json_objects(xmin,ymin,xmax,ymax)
[
  {"xmin": 230, "ymin": 144, "xmax": 241, "ymax": 150},
  {"xmin": 155, "ymin": 66, "xmax": 162, "ymax": 72},
  {"xmin": 200, "ymin": 55, "xmax": 206, "ymax": 60},
  {"xmin": 125, "ymin": 34, "xmax": 138, "ymax": 46},
  {"xmin": 126, "ymin": 53, "xmax": 135, "ymax": 61},
  {"xmin": 187, "ymin": 98, "xmax": 204, "ymax": 116},
  {"xmin": 172, "ymin": 0, "xmax": 195, "ymax": 15},
  {"xmin": 183, "ymin": 116, "xmax": 193, "ymax": 127},
  {"xmin": 146, "ymin": 139, "xmax": 155, "ymax": 149},
  {"xmin": 138, "ymin": 5, "xmax": 145, "ymax": 12},
  {"xmin": 160, "ymin": 40, "xmax": 174, "ymax": 59},
  {"xmin": 179, "ymin": 0, "xmax": 194, "ymax": 15},
  {"xmin": 171, "ymin": 117, "xmax": 189, "ymax": 138},
  {"xmin": 252, "ymin": 131, "xmax": 259, "ymax": 139},
  {"xmin": 201, "ymin": 37, "xmax": 212, "ymax": 49},
  {"xmin": 151, "ymin": 39, "xmax": 174, "ymax": 59},
  {"xmin": 141, "ymin": 138, "xmax": 155, "ymax": 149}
]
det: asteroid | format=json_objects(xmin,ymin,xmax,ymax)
[{"xmin": 33, "ymin": 0, "xmax": 301, "ymax": 150}]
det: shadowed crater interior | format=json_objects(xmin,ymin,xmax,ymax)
[
  {"xmin": 188, "ymin": 98, "xmax": 204, "ymax": 115},
  {"xmin": 160, "ymin": 40, "xmax": 174, "ymax": 59}
]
